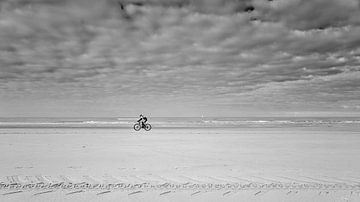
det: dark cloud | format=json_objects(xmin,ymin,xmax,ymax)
[
  {"xmin": 117, "ymin": 0, "xmax": 255, "ymax": 14},
  {"xmin": 253, "ymin": 0, "xmax": 360, "ymax": 30},
  {"xmin": 0, "ymin": 0, "xmax": 360, "ymax": 116}
]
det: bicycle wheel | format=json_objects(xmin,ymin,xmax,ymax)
[
  {"xmin": 144, "ymin": 124, "xmax": 152, "ymax": 131},
  {"xmin": 134, "ymin": 123, "xmax": 141, "ymax": 131}
]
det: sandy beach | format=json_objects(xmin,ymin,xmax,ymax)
[
  {"xmin": 1, "ymin": 125, "xmax": 359, "ymax": 201},
  {"xmin": 2, "ymin": 0, "xmax": 360, "ymax": 201}
]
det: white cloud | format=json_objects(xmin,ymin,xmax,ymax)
[{"xmin": 0, "ymin": 0, "xmax": 360, "ymax": 116}]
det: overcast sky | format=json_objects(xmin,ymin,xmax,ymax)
[{"xmin": 0, "ymin": 0, "xmax": 360, "ymax": 117}]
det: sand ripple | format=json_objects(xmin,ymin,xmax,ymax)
[{"xmin": 1, "ymin": 175, "xmax": 359, "ymax": 193}]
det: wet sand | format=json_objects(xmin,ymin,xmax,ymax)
[{"xmin": 1, "ymin": 126, "xmax": 359, "ymax": 201}]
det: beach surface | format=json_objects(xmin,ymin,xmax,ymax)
[{"xmin": 1, "ymin": 124, "xmax": 360, "ymax": 201}]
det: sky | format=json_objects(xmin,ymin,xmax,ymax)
[{"xmin": 0, "ymin": 0, "xmax": 360, "ymax": 117}]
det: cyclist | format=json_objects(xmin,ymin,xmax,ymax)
[{"xmin": 137, "ymin": 114, "xmax": 148, "ymax": 128}]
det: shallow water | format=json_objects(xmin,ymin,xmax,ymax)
[{"xmin": 1, "ymin": 117, "xmax": 359, "ymax": 128}]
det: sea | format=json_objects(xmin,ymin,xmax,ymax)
[{"xmin": 0, "ymin": 117, "xmax": 359, "ymax": 128}]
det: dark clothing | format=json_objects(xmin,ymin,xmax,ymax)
[
  {"xmin": 138, "ymin": 117, "xmax": 147, "ymax": 127},
  {"xmin": 137, "ymin": 117, "xmax": 147, "ymax": 122}
]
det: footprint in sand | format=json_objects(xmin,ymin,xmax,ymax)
[
  {"xmin": 68, "ymin": 166, "xmax": 82, "ymax": 169},
  {"xmin": 14, "ymin": 166, "xmax": 33, "ymax": 169}
]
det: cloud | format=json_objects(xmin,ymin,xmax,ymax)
[
  {"xmin": 0, "ymin": 0, "xmax": 360, "ymax": 116},
  {"xmin": 253, "ymin": 0, "xmax": 360, "ymax": 30}
]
